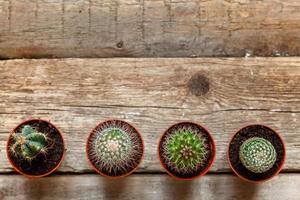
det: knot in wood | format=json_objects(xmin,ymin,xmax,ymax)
[{"xmin": 188, "ymin": 73, "xmax": 210, "ymax": 96}]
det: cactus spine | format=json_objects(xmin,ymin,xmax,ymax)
[
  {"xmin": 162, "ymin": 126, "xmax": 208, "ymax": 174},
  {"xmin": 239, "ymin": 137, "xmax": 277, "ymax": 173},
  {"xmin": 10, "ymin": 125, "xmax": 48, "ymax": 161}
]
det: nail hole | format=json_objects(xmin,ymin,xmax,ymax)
[{"xmin": 116, "ymin": 41, "xmax": 124, "ymax": 48}]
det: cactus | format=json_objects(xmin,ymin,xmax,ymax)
[
  {"xmin": 161, "ymin": 126, "xmax": 208, "ymax": 174},
  {"xmin": 239, "ymin": 137, "xmax": 277, "ymax": 173},
  {"xmin": 10, "ymin": 125, "xmax": 48, "ymax": 161},
  {"xmin": 88, "ymin": 121, "xmax": 143, "ymax": 176}
]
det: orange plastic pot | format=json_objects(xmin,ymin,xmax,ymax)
[
  {"xmin": 158, "ymin": 121, "xmax": 216, "ymax": 180},
  {"xmin": 86, "ymin": 119, "xmax": 144, "ymax": 179},
  {"xmin": 6, "ymin": 118, "xmax": 65, "ymax": 178},
  {"xmin": 227, "ymin": 124, "xmax": 286, "ymax": 183}
]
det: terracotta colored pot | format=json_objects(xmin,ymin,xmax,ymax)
[
  {"xmin": 86, "ymin": 119, "xmax": 144, "ymax": 178},
  {"xmin": 6, "ymin": 118, "xmax": 65, "ymax": 178},
  {"xmin": 227, "ymin": 124, "xmax": 286, "ymax": 183},
  {"xmin": 158, "ymin": 121, "xmax": 216, "ymax": 180}
]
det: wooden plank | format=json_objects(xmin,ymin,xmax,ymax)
[
  {"xmin": 0, "ymin": 174, "xmax": 299, "ymax": 200},
  {"xmin": 0, "ymin": 58, "xmax": 299, "ymax": 173},
  {"xmin": 1, "ymin": 0, "xmax": 300, "ymax": 58}
]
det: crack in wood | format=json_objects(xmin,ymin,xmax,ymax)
[
  {"xmin": 61, "ymin": 0, "xmax": 65, "ymax": 35},
  {"xmin": 88, "ymin": 0, "xmax": 91, "ymax": 34},
  {"xmin": 35, "ymin": 0, "xmax": 38, "ymax": 19},
  {"xmin": 8, "ymin": 0, "xmax": 12, "ymax": 31}
]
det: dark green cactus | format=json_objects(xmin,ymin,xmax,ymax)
[
  {"xmin": 162, "ymin": 128, "xmax": 208, "ymax": 173},
  {"xmin": 10, "ymin": 125, "xmax": 48, "ymax": 161},
  {"xmin": 239, "ymin": 137, "xmax": 277, "ymax": 173}
]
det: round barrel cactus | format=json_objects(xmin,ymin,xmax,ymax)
[
  {"xmin": 239, "ymin": 137, "xmax": 277, "ymax": 173},
  {"xmin": 94, "ymin": 128, "xmax": 132, "ymax": 167},
  {"xmin": 87, "ymin": 120, "xmax": 143, "ymax": 177},
  {"xmin": 159, "ymin": 123, "xmax": 211, "ymax": 178},
  {"xmin": 10, "ymin": 125, "xmax": 48, "ymax": 161},
  {"xmin": 165, "ymin": 130, "xmax": 207, "ymax": 172}
]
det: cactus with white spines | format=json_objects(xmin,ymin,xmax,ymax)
[
  {"xmin": 88, "ymin": 121, "xmax": 143, "ymax": 176},
  {"xmin": 239, "ymin": 137, "xmax": 277, "ymax": 173}
]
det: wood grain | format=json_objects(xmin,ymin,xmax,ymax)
[
  {"xmin": 0, "ymin": 58, "xmax": 299, "ymax": 173},
  {"xmin": 0, "ymin": 174, "xmax": 299, "ymax": 200},
  {"xmin": 0, "ymin": 0, "xmax": 300, "ymax": 58}
]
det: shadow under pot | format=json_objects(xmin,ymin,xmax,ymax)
[
  {"xmin": 158, "ymin": 121, "xmax": 216, "ymax": 180},
  {"xmin": 6, "ymin": 119, "xmax": 65, "ymax": 178},
  {"xmin": 228, "ymin": 124, "xmax": 285, "ymax": 183},
  {"xmin": 86, "ymin": 119, "xmax": 144, "ymax": 178}
]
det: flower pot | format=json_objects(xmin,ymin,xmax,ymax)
[
  {"xmin": 158, "ymin": 121, "xmax": 216, "ymax": 180},
  {"xmin": 6, "ymin": 119, "xmax": 65, "ymax": 178},
  {"xmin": 86, "ymin": 119, "xmax": 144, "ymax": 178},
  {"xmin": 227, "ymin": 124, "xmax": 286, "ymax": 183}
]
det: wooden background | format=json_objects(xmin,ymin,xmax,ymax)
[
  {"xmin": 1, "ymin": 0, "xmax": 300, "ymax": 58},
  {"xmin": 0, "ymin": 0, "xmax": 300, "ymax": 200}
]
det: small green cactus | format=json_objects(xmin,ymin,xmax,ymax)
[
  {"xmin": 239, "ymin": 137, "xmax": 277, "ymax": 173},
  {"xmin": 162, "ymin": 127, "xmax": 208, "ymax": 174},
  {"xmin": 88, "ymin": 121, "xmax": 143, "ymax": 176},
  {"xmin": 10, "ymin": 125, "xmax": 48, "ymax": 161}
]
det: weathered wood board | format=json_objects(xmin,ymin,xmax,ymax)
[
  {"xmin": 0, "ymin": 174, "xmax": 299, "ymax": 200},
  {"xmin": 0, "ymin": 0, "xmax": 300, "ymax": 58},
  {"xmin": 0, "ymin": 58, "xmax": 299, "ymax": 173}
]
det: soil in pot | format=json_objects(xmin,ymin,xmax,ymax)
[
  {"xmin": 86, "ymin": 120, "xmax": 144, "ymax": 177},
  {"xmin": 228, "ymin": 124, "xmax": 285, "ymax": 182},
  {"xmin": 7, "ymin": 119, "xmax": 65, "ymax": 177},
  {"xmin": 158, "ymin": 122, "xmax": 215, "ymax": 179}
]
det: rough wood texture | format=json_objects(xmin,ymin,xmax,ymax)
[
  {"xmin": 0, "ymin": 0, "xmax": 300, "ymax": 58},
  {"xmin": 0, "ymin": 58, "xmax": 299, "ymax": 173},
  {"xmin": 0, "ymin": 174, "xmax": 299, "ymax": 200}
]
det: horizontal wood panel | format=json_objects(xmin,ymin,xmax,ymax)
[
  {"xmin": 0, "ymin": 0, "xmax": 300, "ymax": 58},
  {"xmin": 0, "ymin": 58, "xmax": 299, "ymax": 173},
  {"xmin": 0, "ymin": 174, "xmax": 299, "ymax": 200}
]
